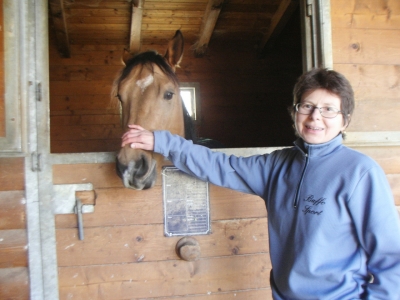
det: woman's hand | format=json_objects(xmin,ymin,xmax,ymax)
[{"xmin": 121, "ymin": 124, "xmax": 155, "ymax": 151}]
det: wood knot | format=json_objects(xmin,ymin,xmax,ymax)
[
  {"xmin": 350, "ymin": 42, "xmax": 360, "ymax": 52},
  {"xmin": 176, "ymin": 237, "xmax": 201, "ymax": 261}
]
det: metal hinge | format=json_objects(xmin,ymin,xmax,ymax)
[
  {"xmin": 306, "ymin": 0, "xmax": 313, "ymax": 17},
  {"xmin": 31, "ymin": 152, "xmax": 41, "ymax": 172},
  {"xmin": 36, "ymin": 82, "xmax": 42, "ymax": 102}
]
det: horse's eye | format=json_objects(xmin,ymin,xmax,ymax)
[{"xmin": 164, "ymin": 91, "xmax": 174, "ymax": 100}]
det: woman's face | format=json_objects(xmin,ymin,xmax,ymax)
[{"xmin": 295, "ymin": 89, "xmax": 348, "ymax": 144}]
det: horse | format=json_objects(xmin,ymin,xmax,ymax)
[{"xmin": 112, "ymin": 30, "xmax": 196, "ymax": 190}]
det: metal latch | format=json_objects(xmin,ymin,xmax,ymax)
[{"xmin": 53, "ymin": 183, "xmax": 96, "ymax": 240}]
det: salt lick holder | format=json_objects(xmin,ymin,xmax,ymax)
[{"xmin": 52, "ymin": 183, "xmax": 96, "ymax": 240}]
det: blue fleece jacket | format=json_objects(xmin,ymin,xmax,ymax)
[{"xmin": 154, "ymin": 131, "xmax": 400, "ymax": 299}]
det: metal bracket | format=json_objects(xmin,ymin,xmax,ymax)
[
  {"xmin": 31, "ymin": 152, "xmax": 41, "ymax": 172},
  {"xmin": 53, "ymin": 183, "xmax": 95, "ymax": 240}
]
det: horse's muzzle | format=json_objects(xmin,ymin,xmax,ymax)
[{"xmin": 116, "ymin": 156, "xmax": 157, "ymax": 190}]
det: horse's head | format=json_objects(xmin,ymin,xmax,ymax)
[{"xmin": 113, "ymin": 30, "xmax": 187, "ymax": 190}]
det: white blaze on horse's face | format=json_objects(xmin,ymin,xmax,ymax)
[{"xmin": 136, "ymin": 74, "xmax": 154, "ymax": 94}]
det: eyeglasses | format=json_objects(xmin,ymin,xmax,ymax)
[{"xmin": 295, "ymin": 103, "xmax": 342, "ymax": 119}]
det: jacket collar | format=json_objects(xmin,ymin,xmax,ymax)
[{"xmin": 294, "ymin": 134, "xmax": 343, "ymax": 157}]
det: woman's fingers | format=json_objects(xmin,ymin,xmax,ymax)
[{"xmin": 121, "ymin": 124, "xmax": 155, "ymax": 150}]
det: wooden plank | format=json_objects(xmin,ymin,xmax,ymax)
[
  {"xmin": 50, "ymin": 124, "xmax": 122, "ymax": 141},
  {"xmin": 56, "ymin": 218, "xmax": 268, "ymax": 266},
  {"xmin": 64, "ymin": 0, "xmax": 132, "ymax": 9},
  {"xmin": 58, "ymin": 254, "xmax": 271, "ymax": 299},
  {"xmin": 144, "ymin": 3, "xmax": 207, "ymax": 11},
  {"xmin": 331, "ymin": 0, "xmax": 400, "ymax": 30},
  {"xmin": 349, "ymin": 99, "xmax": 400, "ymax": 132},
  {"xmin": 194, "ymin": 0, "xmax": 224, "ymax": 56},
  {"xmin": 69, "ymin": 31, "xmax": 129, "ymax": 41},
  {"xmin": 0, "ymin": 191, "xmax": 26, "ymax": 230},
  {"xmin": 332, "ymin": 28, "xmax": 400, "ymax": 65},
  {"xmin": 51, "ymin": 115, "xmax": 120, "ymax": 126},
  {"xmin": 0, "ymin": 268, "xmax": 29, "ymax": 299},
  {"xmin": 49, "ymin": 0, "xmax": 71, "ymax": 57},
  {"xmin": 51, "ymin": 139, "xmax": 121, "ymax": 153},
  {"xmin": 333, "ymin": 64, "xmax": 400, "ymax": 101},
  {"xmin": 67, "ymin": 23, "xmax": 130, "ymax": 32},
  {"xmin": 50, "ymin": 109, "xmax": 119, "ymax": 116},
  {"xmin": 0, "ymin": 158, "xmax": 24, "ymax": 191},
  {"xmin": 143, "ymin": 10, "xmax": 206, "ymax": 18},
  {"xmin": 0, "ymin": 229, "xmax": 28, "ymax": 268},
  {"xmin": 258, "ymin": 0, "xmax": 298, "ymax": 56},
  {"xmin": 387, "ymin": 174, "xmax": 400, "ymax": 206},
  {"xmin": 142, "ymin": 23, "xmax": 201, "ymax": 31},
  {"xmin": 142, "ymin": 17, "xmax": 203, "ymax": 25},
  {"xmin": 50, "ymin": 80, "xmax": 113, "ymax": 95},
  {"xmin": 69, "ymin": 44, "xmax": 127, "ymax": 52},
  {"xmin": 0, "ymin": 0, "xmax": 5, "ymax": 138},
  {"xmin": 129, "ymin": 0, "xmax": 143, "ymax": 53},
  {"xmin": 50, "ymin": 94, "xmax": 120, "ymax": 111},
  {"xmin": 49, "ymin": 51, "xmax": 126, "ymax": 66},
  {"xmin": 350, "ymin": 146, "xmax": 400, "ymax": 175},
  {"xmin": 65, "ymin": 8, "xmax": 131, "ymax": 18},
  {"xmin": 50, "ymin": 65, "xmax": 122, "ymax": 81},
  {"xmin": 66, "ymin": 16, "xmax": 131, "ymax": 24},
  {"xmin": 153, "ymin": 290, "xmax": 273, "ymax": 300},
  {"xmin": 53, "ymin": 163, "xmax": 122, "ymax": 188},
  {"xmin": 142, "ymin": 31, "xmax": 200, "ymax": 44}
]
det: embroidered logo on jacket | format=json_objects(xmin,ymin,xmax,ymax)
[{"xmin": 302, "ymin": 195, "xmax": 325, "ymax": 216}]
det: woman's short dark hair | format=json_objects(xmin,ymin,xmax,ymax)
[{"xmin": 290, "ymin": 68, "xmax": 354, "ymax": 126}]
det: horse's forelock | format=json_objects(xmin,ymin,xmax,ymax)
[
  {"xmin": 111, "ymin": 51, "xmax": 180, "ymax": 112},
  {"xmin": 118, "ymin": 51, "xmax": 179, "ymax": 86}
]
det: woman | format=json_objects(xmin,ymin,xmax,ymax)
[{"xmin": 121, "ymin": 68, "xmax": 400, "ymax": 299}]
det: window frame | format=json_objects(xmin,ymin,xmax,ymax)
[{"xmin": 180, "ymin": 82, "xmax": 201, "ymax": 125}]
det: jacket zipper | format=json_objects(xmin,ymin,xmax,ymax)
[{"xmin": 293, "ymin": 153, "xmax": 309, "ymax": 209}]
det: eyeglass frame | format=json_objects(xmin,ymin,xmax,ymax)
[{"xmin": 294, "ymin": 103, "xmax": 343, "ymax": 119}]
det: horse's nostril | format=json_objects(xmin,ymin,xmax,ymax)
[{"xmin": 133, "ymin": 155, "xmax": 148, "ymax": 178}]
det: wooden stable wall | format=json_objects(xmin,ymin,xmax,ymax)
[
  {"xmin": 331, "ymin": 0, "xmax": 400, "ymax": 208},
  {"xmin": 0, "ymin": 2, "xmax": 29, "ymax": 298},
  {"xmin": 53, "ymin": 161, "xmax": 273, "ymax": 299},
  {"xmin": 0, "ymin": 0, "xmax": 4, "ymax": 138},
  {"xmin": 0, "ymin": 158, "xmax": 29, "ymax": 299},
  {"xmin": 49, "ymin": 7, "xmax": 302, "ymax": 153}
]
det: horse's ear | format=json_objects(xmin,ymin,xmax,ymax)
[
  {"xmin": 164, "ymin": 30, "xmax": 184, "ymax": 71},
  {"xmin": 122, "ymin": 48, "xmax": 133, "ymax": 66}
]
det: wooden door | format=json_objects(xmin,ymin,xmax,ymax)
[{"xmin": 51, "ymin": 150, "xmax": 274, "ymax": 299}]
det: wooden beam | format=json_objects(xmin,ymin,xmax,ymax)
[
  {"xmin": 258, "ymin": 0, "xmax": 298, "ymax": 57},
  {"xmin": 129, "ymin": 0, "xmax": 144, "ymax": 54},
  {"xmin": 194, "ymin": 0, "xmax": 224, "ymax": 57},
  {"xmin": 49, "ymin": 0, "xmax": 70, "ymax": 58}
]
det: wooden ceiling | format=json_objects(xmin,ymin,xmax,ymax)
[{"xmin": 49, "ymin": 0, "xmax": 299, "ymax": 58}]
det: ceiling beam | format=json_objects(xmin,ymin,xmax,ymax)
[
  {"xmin": 258, "ymin": 0, "xmax": 298, "ymax": 58},
  {"xmin": 129, "ymin": 0, "xmax": 144, "ymax": 54},
  {"xmin": 49, "ymin": 0, "xmax": 70, "ymax": 58},
  {"xmin": 193, "ymin": 0, "xmax": 224, "ymax": 57}
]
